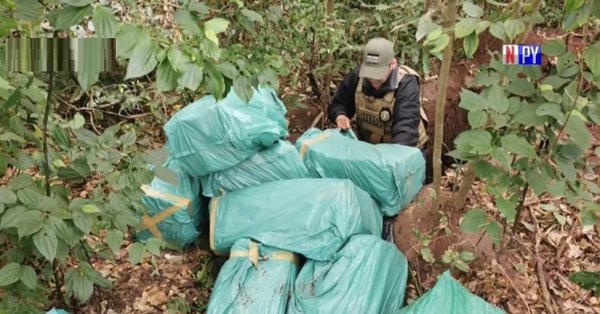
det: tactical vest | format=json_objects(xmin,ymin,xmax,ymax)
[{"xmin": 355, "ymin": 65, "xmax": 429, "ymax": 149}]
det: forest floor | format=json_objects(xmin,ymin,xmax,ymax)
[{"xmin": 45, "ymin": 26, "xmax": 599, "ymax": 314}]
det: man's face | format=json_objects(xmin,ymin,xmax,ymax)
[{"xmin": 366, "ymin": 60, "xmax": 395, "ymax": 90}]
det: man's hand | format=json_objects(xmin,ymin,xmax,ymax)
[{"xmin": 336, "ymin": 115, "xmax": 351, "ymax": 130}]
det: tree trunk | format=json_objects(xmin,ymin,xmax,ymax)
[
  {"xmin": 432, "ymin": 0, "xmax": 457, "ymax": 211},
  {"xmin": 321, "ymin": 0, "xmax": 335, "ymax": 128}
]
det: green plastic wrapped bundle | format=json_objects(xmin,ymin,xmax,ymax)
[
  {"xmin": 207, "ymin": 238, "xmax": 300, "ymax": 314},
  {"xmin": 296, "ymin": 128, "xmax": 426, "ymax": 216},
  {"xmin": 137, "ymin": 158, "xmax": 204, "ymax": 247},
  {"xmin": 399, "ymin": 270, "xmax": 505, "ymax": 314},
  {"xmin": 288, "ymin": 235, "xmax": 408, "ymax": 314},
  {"xmin": 200, "ymin": 140, "xmax": 310, "ymax": 197},
  {"xmin": 209, "ymin": 178, "xmax": 382, "ymax": 261},
  {"xmin": 46, "ymin": 309, "xmax": 70, "ymax": 314},
  {"xmin": 163, "ymin": 85, "xmax": 289, "ymax": 177}
]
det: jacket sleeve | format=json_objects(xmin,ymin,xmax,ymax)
[
  {"xmin": 327, "ymin": 68, "xmax": 360, "ymax": 124},
  {"xmin": 391, "ymin": 74, "xmax": 421, "ymax": 147}
]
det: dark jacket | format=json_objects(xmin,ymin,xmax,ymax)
[{"xmin": 327, "ymin": 66, "xmax": 422, "ymax": 147}]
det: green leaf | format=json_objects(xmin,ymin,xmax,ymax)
[
  {"xmin": 258, "ymin": 68, "xmax": 279, "ymax": 90},
  {"xmin": 1, "ymin": 207, "xmax": 24, "ymax": 230},
  {"xmin": 506, "ymin": 79, "xmax": 535, "ymax": 97},
  {"xmin": 491, "ymin": 147, "xmax": 512, "ymax": 171},
  {"xmin": 81, "ymin": 204, "xmax": 101, "ymax": 214},
  {"xmin": 460, "ymin": 251, "xmax": 476, "ymax": 262},
  {"xmin": 542, "ymin": 39, "xmax": 567, "ymax": 56},
  {"xmin": 73, "ymin": 128, "xmax": 99, "ymax": 147},
  {"xmin": 177, "ymin": 62, "xmax": 203, "ymax": 91},
  {"xmin": 154, "ymin": 165, "xmax": 179, "ymax": 186},
  {"xmin": 452, "ymin": 259, "xmax": 470, "ymax": 272},
  {"xmin": 55, "ymin": 5, "xmax": 93, "ymax": 30},
  {"xmin": 0, "ymin": 154, "xmax": 7, "ymax": 176},
  {"xmin": 584, "ymin": 42, "xmax": 600, "ymax": 78},
  {"xmin": 200, "ymin": 38, "xmax": 221, "ymax": 60},
  {"xmin": 416, "ymin": 18, "xmax": 440, "ymax": 42},
  {"xmin": 241, "ymin": 8, "xmax": 264, "ymax": 23},
  {"xmin": 204, "ymin": 18, "xmax": 230, "ymax": 44},
  {"xmin": 540, "ymin": 75, "xmax": 571, "ymax": 90},
  {"xmin": 53, "ymin": 127, "xmax": 72, "ymax": 150},
  {"xmin": 474, "ymin": 71, "xmax": 500, "ymax": 87},
  {"xmin": 485, "ymin": 221, "xmax": 502, "ymax": 248},
  {"xmin": 70, "ymin": 113, "xmax": 85, "ymax": 129},
  {"xmin": 462, "ymin": 1, "xmax": 483, "ymax": 18},
  {"xmin": 566, "ymin": 116, "xmax": 592, "ymax": 151},
  {"xmin": 125, "ymin": 37, "xmax": 158, "ymax": 80},
  {"xmin": 20, "ymin": 265, "xmax": 37, "ymax": 289},
  {"xmin": 463, "ymin": 32, "xmax": 479, "ymax": 59},
  {"xmin": 146, "ymin": 238, "xmax": 161, "ymax": 256},
  {"xmin": 455, "ymin": 18, "xmax": 478, "ymax": 38},
  {"xmin": 430, "ymin": 34, "xmax": 450, "ymax": 53},
  {"xmin": 496, "ymin": 198, "xmax": 517, "ymax": 221},
  {"xmin": 15, "ymin": 0, "xmax": 43, "ymax": 21},
  {"xmin": 117, "ymin": 25, "xmax": 145, "ymax": 58},
  {"xmin": 129, "ymin": 242, "xmax": 146, "ymax": 265},
  {"xmin": 489, "ymin": 22, "xmax": 507, "ymax": 42},
  {"xmin": 106, "ymin": 229, "xmax": 123, "ymax": 254},
  {"xmin": 206, "ymin": 69, "xmax": 226, "ymax": 99},
  {"xmin": 562, "ymin": 0, "xmax": 593, "ymax": 31},
  {"xmin": 558, "ymin": 143, "xmax": 583, "ymax": 160},
  {"xmin": 548, "ymin": 180, "xmax": 567, "ymax": 197},
  {"xmin": 555, "ymin": 155, "xmax": 577, "ymax": 182},
  {"xmin": 17, "ymin": 210, "xmax": 44, "ymax": 238},
  {"xmin": 33, "ymin": 226, "xmax": 58, "ymax": 262},
  {"xmin": 215, "ymin": 62, "xmax": 239, "ymax": 79},
  {"xmin": 144, "ymin": 148, "xmax": 170, "ymax": 166},
  {"xmin": 0, "ymin": 263, "xmax": 22, "ymax": 286},
  {"xmin": 468, "ymin": 110, "xmax": 487, "ymax": 128},
  {"xmin": 65, "ymin": 268, "xmax": 94, "ymax": 303},
  {"xmin": 72, "ymin": 211, "xmax": 92, "ymax": 234},
  {"xmin": 460, "ymin": 209, "xmax": 488, "ymax": 233},
  {"xmin": 189, "ymin": 2, "xmax": 210, "ymax": 14},
  {"xmin": 0, "ymin": 187, "xmax": 17, "ymax": 204},
  {"xmin": 536, "ymin": 103, "xmax": 565, "ymax": 122},
  {"xmin": 175, "ymin": 9, "xmax": 202, "ymax": 35},
  {"xmin": 156, "ymin": 59, "xmax": 179, "ymax": 92},
  {"xmin": 503, "ymin": 19, "xmax": 525, "ymax": 42},
  {"xmin": 570, "ymin": 271, "xmax": 600, "ymax": 296},
  {"xmin": 0, "ymin": 132, "xmax": 25, "ymax": 143},
  {"xmin": 455, "ymin": 130, "xmax": 493, "ymax": 155},
  {"xmin": 57, "ymin": 157, "xmax": 91, "ymax": 181},
  {"xmin": 459, "ymin": 88, "xmax": 488, "ymax": 110},
  {"xmin": 421, "ymin": 247, "xmax": 435, "ymax": 263},
  {"xmin": 62, "ymin": 0, "xmax": 92, "ymax": 6},
  {"xmin": 565, "ymin": 0, "xmax": 586, "ymax": 13},
  {"xmin": 92, "ymin": 6, "xmax": 118, "ymax": 38},
  {"xmin": 487, "ymin": 85, "xmax": 509, "ymax": 113},
  {"xmin": 17, "ymin": 188, "xmax": 45, "ymax": 209},
  {"xmin": 204, "ymin": 17, "xmax": 229, "ymax": 34},
  {"xmin": 233, "ymin": 76, "xmax": 254, "ymax": 103},
  {"xmin": 167, "ymin": 48, "xmax": 190, "ymax": 72},
  {"xmin": 501, "ymin": 134, "xmax": 537, "ymax": 159}
]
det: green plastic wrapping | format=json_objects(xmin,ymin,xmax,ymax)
[
  {"xmin": 288, "ymin": 234, "xmax": 408, "ymax": 314},
  {"xmin": 200, "ymin": 140, "xmax": 310, "ymax": 198},
  {"xmin": 163, "ymin": 85, "xmax": 289, "ymax": 177},
  {"xmin": 207, "ymin": 238, "xmax": 300, "ymax": 314},
  {"xmin": 399, "ymin": 270, "xmax": 506, "ymax": 314},
  {"xmin": 296, "ymin": 128, "xmax": 426, "ymax": 216},
  {"xmin": 46, "ymin": 309, "xmax": 70, "ymax": 314},
  {"xmin": 209, "ymin": 178, "xmax": 382, "ymax": 261},
  {"xmin": 137, "ymin": 158, "xmax": 204, "ymax": 247}
]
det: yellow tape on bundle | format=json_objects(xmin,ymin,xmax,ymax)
[
  {"xmin": 138, "ymin": 185, "xmax": 192, "ymax": 240},
  {"xmin": 299, "ymin": 133, "xmax": 332, "ymax": 159},
  {"xmin": 209, "ymin": 196, "xmax": 227, "ymax": 256},
  {"xmin": 229, "ymin": 241, "xmax": 300, "ymax": 267}
]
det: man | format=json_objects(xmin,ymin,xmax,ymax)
[{"xmin": 327, "ymin": 37, "xmax": 430, "ymax": 243}]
